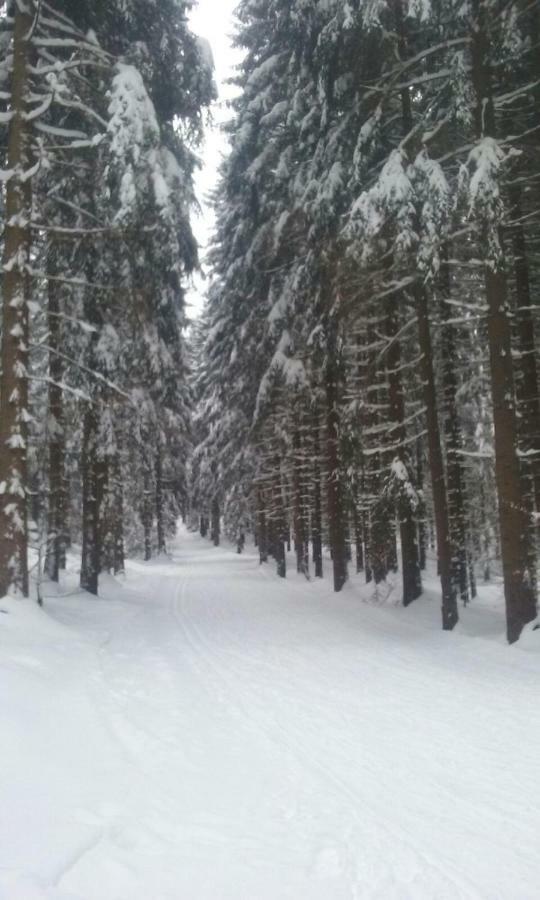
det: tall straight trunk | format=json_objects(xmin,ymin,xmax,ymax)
[
  {"xmin": 211, "ymin": 497, "xmax": 220, "ymax": 547},
  {"xmin": 416, "ymin": 439, "xmax": 427, "ymax": 571},
  {"xmin": 440, "ymin": 253, "xmax": 469, "ymax": 604},
  {"xmin": 142, "ymin": 465, "xmax": 153, "ymax": 561},
  {"xmin": 155, "ymin": 443, "xmax": 166, "ymax": 555},
  {"xmin": 471, "ymin": 1, "xmax": 536, "ymax": 642},
  {"xmin": 508, "ymin": 183, "xmax": 540, "ymax": 519},
  {"xmin": 45, "ymin": 255, "xmax": 66, "ymax": 582},
  {"xmin": 113, "ymin": 450, "xmax": 125, "ymax": 575},
  {"xmin": 416, "ymin": 283, "xmax": 459, "ymax": 629},
  {"xmin": 359, "ymin": 320, "xmax": 385, "ymax": 584},
  {"xmin": 363, "ymin": 506, "xmax": 373, "ymax": 584},
  {"xmin": 393, "ymin": 0, "xmax": 456, "ymax": 625},
  {"xmin": 325, "ymin": 335, "xmax": 348, "ymax": 592},
  {"xmin": 80, "ymin": 404, "xmax": 100, "ymax": 594},
  {"xmin": 311, "ymin": 410, "xmax": 323, "ymax": 577},
  {"xmin": 97, "ymin": 454, "xmax": 115, "ymax": 573},
  {"xmin": 257, "ymin": 489, "xmax": 268, "ymax": 563},
  {"xmin": 58, "ymin": 464, "xmax": 68, "ymax": 571},
  {"xmin": 353, "ymin": 499, "xmax": 364, "ymax": 573},
  {"xmin": 386, "ymin": 296, "xmax": 422, "ymax": 605},
  {"xmin": 274, "ymin": 457, "xmax": 286, "ymax": 578},
  {"xmin": 0, "ymin": 6, "xmax": 32, "ymax": 597},
  {"xmin": 293, "ymin": 429, "xmax": 308, "ymax": 575}
]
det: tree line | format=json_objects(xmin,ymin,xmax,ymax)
[
  {"xmin": 0, "ymin": 1, "xmax": 214, "ymax": 598},
  {"xmin": 191, "ymin": 0, "xmax": 540, "ymax": 644}
]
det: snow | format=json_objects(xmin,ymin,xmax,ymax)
[{"xmin": 2, "ymin": 528, "xmax": 540, "ymax": 899}]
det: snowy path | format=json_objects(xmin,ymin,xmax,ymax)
[{"xmin": 2, "ymin": 528, "xmax": 540, "ymax": 899}]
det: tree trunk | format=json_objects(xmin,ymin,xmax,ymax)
[
  {"xmin": 274, "ymin": 457, "xmax": 286, "ymax": 578},
  {"xmin": 325, "ymin": 334, "xmax": 348, "ymax": 592},
  {"xmin": 312, "ymin": 411, "xmax": 323, "ymax": 578},
  {"xmin": 97, "ymin": 454, "xmax": 115, "ymax": 573},
  {"xmin": 508, "ymin": 183, "xmax": 540, "ymax": 520},
  {"xmin": 257, "ymin": 489, "xmax": 268, "ymax": 563},
  {"xmin": 353, "ymin": 498, "xmax": 364, "ymax": 574},
  {"xmin": 142, "ymin": 465, "xmax": 153, "ymax": 561},
  {"xmin": 155, "ymin": 443, "xmax": 166, "ymax": 555},
  {"xmin": 0, "ymin": 6, "xmax": 32, "ymax": 597},
  {"xmin": 293, "ymin": 429, "xmax": 308, "ymax": 575},
  {"xmin": 416, "ymin": 439, "xmax": 427, "ymax": 571},
  {"xmin": 416, "ymin": 282, "xmax": 459, "ymax": 629},
  {"xmin": 211, "ymin": 497, "xmax": 220, "ymax": 547},
  {"xmin": 440, "ymin": 252, "xmax": 469, "ymax": 604},
  {"xmin": 45, "ymin": 255, "xmax": 65, "ymax": 583},
  {"xmin": 386, "ymin": 297, "xmax": 422, "ymax": 605},
  {"xmin": 113, "ymin": 451, "xmax": 125, "ymax": 575},
  {"xmin": 80, "ymin": 405, "xmax": 100, "ymax": 595},
  {"xmin": 470, "ymin": 0, "xmax": 537, "ymax": 641}
]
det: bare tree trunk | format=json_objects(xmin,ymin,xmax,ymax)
[
  {"xmin": 416, "ymin": 439, "xmax": 427, "ymax": 571},
  {"xmin": 353, "ymin": 498, "xmax": 364, "ymax": 573},
  {"xmin": 257, "ymin": 489, "xmax": 268, "ymax": 563},
  {"xmin": 392, "ymin": 0, "xmax": 456, "ymax": 625},
  {"xmin": 312, "ymin": 410, "xmax": 323, "ymax": 578},
  {"xmin": 80, "ymin": 405, "xmax": 100, "ymax": 595},
  {"xmin": 508, "ymin": 184, "xmax": 540, "ymax": 520},
  {"xmin": 0, "ymin": 6, "xmax": 32, "ymax": 597},
  {"xmin": 211, "ymin": 497, "xmax": 220, "ymax": 547},
  {"xmin": 470, "ymin": 0, "xmax": 536, "ymax": 642},
  {"xmin": 274, "ymin": 457, "xmax": 286, "ymax": 578},
  {"xmin": 142, "ymin": 465, "xmax": 153, "ymax": 561},
  {"xmin": 386, "ymin": 297, "xmax": 422, "ymax": 605},
  {"xmin": 440, "ymin": 253, "xmax": 469, "ymax": 604},
  {"xmin": 44, "ymin": 254, "xmax": 65, "ymax": 582},
  {"xmin": 113, "ymin": 449, "xmax": 125, "ymax": 575},
  {"xmin": 293, "ymin": 429, "xmax": 308, "ymax": 575},
  {"xmin": 97, "ymin": 454, "xmax": 115, "ymax": 573},
  {"xmin": 155, "ymin": 442, "xmax": 166, "ymax": 555},
  {"xmin": 325, "ymin": 337, "xmax": 348, "ymax": 592},
  {"xmin": 416, "ymin": 282, "xmax": 459, "ymax": 629}
]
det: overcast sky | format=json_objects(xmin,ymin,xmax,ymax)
[{"xmin": 187, "ymin": 0, "xmax": 241, "ymax": 317}]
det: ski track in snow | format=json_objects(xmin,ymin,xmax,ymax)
[{"xmin": 1, "ymin": 526, "xmax": 540, "ymax": 899}]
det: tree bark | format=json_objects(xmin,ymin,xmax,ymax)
[
  {"xmin": 211, "ymin": 497, "xmax": 220, "ymax": 547},
  {"xmin": 325, "ymin": 331, "xmax": 348, "ymax": 592},
  {"xmin": 113, "ymin": 449, "xmax": 125, "ymax": 575},
  {"xmin": 311, "ymin": 410, "xmax": 323, "ymax": 578},
  {"xmin": 386, "ymin": 297, "xmax": 422, "ymax": 605},
  {"xmin": 142, "ymin": 464, "xmax": 153, "ymax": 561},
  {"xmin": 257, "ymin": 489, "xmax": 268, "ymax": 563},
  {"xmin": 80, "ymin": 404, "xmax": 100, "ymax": 595},
  {"xmin": 44, "ymin": 252, "xmax": 66, "ymax": 582},
  {"xmin": 155, "ymin": 442, "xmax": 166, "ymax": 555},
  {"xmin": 470, "ymin": 0, "xmax": 537, "ymax": 641},
  {"xmin": 293, "ymin": 429, "xmax": 308, "ymax": 575},
  {"xmin": 508, "ymin": 183, "xmax": 540, "ymax": 520},
  {"xmin": 416, "ymin": 282, "xmax": 459, "ymax": 629},
  {"xmin": 440, "ymin": 253, "xmax": 469, "ymax": 604},
  {"xmin": 274, "ymin": 457, "xmax": 286, "ymax": 578},
  {"xmin": 0, "ymin": 6, "xmax": 33, "ymax": 597}
]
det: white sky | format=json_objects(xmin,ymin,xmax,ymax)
[{"xmin": 187, "ymin": 0, "xmax": 241, "ymax": 318}]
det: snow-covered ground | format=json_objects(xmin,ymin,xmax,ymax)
[{"xmin": 1, "ymin": 527, "xmax": 540, "ymax": 900}]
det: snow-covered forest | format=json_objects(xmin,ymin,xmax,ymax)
[
  {"xmin": 2, "ymin": 0, "xmax": 540, "ymax": 897},
  {"xmin": 192, "ymin": 0, "xmax": 540, "ymax": 645}
]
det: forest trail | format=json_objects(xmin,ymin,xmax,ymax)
[{"xmin": 2, "ymin": 527, "xmax": 540, "ymax": 900}]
